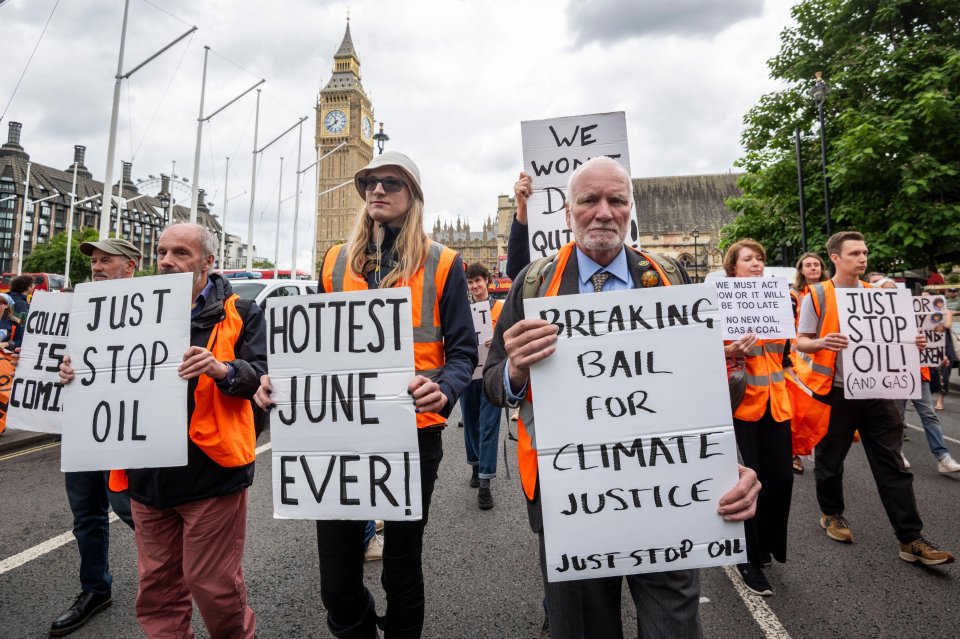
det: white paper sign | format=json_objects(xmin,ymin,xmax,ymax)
[
  {"xmin": 521, "ymin": 112, "xmax": 638, "ymax": 260},
  {"xmin": 524, "ymin": 284, "xmax": 744, "ymax": 582},
  {"xmin": 470, "ymin": 301, "xmax": 495, "ymax": 380},
  {"xmin": 836, "ymin": 288, "xmax": 921, "ymax": 399},
  {"xmin": 268, "ymin": 288, "xmax": 422, "ymax": 520},
  {"xmin": 61, "ymin": 273, "xmax": 192, "ymax": 471},
  {"xmin": 714, "ymin": 277, "xmax": 796, "ymax": 339},
  {"xmin": 6, "ymin": 292, "xmax": 72, "ymax": 433},
  {"xmin": 913, "ymin": 295, "xmax": 947, "ymax": 367}
]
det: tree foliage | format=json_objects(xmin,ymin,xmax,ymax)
[
  {"xmin": 724, "ymin": 0, "xmax": 960, "ymax": 270},
  {"xmin": 23, "ymin": 227, "xmax": 99, "ymax": 285},
  {"xmin": 252, "ymin": 259, "xmax": 275, "ymax": 269}
]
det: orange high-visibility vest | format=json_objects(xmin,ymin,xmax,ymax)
[
  {"xmin": 516, "ymin": 242, "xmax": 673, "ymax": 500},
  {"xmin": 733, "ymin": 340, "xmax": 792, "ymax": 422},
  {"xmin": 109, "ymin": 293, "xmax": 256, "ymax": 492},
  {"xmin": 322, "ymin": 241, "xmax": 458, "ymax": 428}
]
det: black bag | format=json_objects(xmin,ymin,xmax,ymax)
[
  {"xmin": 929, "ymin": 367, "xmax": 942, "ymax": 395},
  {"xmin": 727, "ymin": 357, "xmax": 747, "ymax": 410}
]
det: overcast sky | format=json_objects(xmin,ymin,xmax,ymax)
[{"xmin": 0, "ymin": 0, "xmax": 794, "ymax": 268}]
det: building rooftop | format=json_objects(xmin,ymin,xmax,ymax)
[{"xmin": 633, "ymin": 173, "xmax": 743, "ymax": 234}]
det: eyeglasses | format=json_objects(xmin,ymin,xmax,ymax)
[{"xmin": 358, "ymin": 176, "xmax": 406, "ymax": 193}]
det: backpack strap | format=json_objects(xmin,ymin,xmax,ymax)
[
  {"xmin": 643, "ymin": 251, "xmax": 688, "ymax": 286},
  {"xmin": 522, "ymin": 253, "xmax": 560, "ymax": 299}
]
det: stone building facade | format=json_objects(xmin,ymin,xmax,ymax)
[{"xmin": 430, "ymin": 216, "xmax": 500, "ymax": 272}]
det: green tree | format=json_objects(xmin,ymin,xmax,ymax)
[
  {"xmin": 22, "ymin": 227, "xmax": 99, "ymax": 285},
  {"xmin": 724, "ymin": 0, "xmax": 960, "ymax": 270},
  {"xmin": 252, "ymin": 259, "xmax": 275, "ymax": 269}
]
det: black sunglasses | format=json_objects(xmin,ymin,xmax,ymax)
[{"xmin": 358, "ymin": 176, "xmax": 407, "ymax": 193}]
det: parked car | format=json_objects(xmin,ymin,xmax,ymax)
[{"xmin": 229, "ymin": 278, "xmax": 319, "ymax": 312}]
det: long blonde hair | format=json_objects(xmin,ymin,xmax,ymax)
[{"xmin": 345, "ymin": 189, "xmax": 429, "ymax": 289}]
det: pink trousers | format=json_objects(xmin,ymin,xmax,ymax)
[{"xmin": 132, "ymin": 490, "xmax": 255, "ymax": 639}]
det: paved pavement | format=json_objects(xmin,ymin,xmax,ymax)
[{"xmin": 1, "ymin": 394, "xmax": 959, "ymax": 638}]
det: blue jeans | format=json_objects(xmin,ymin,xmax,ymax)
[
  {"xmin": 64, "ymin": 471, "xmax": 135, "ymax": 594},
  {"xmin": 897, "ymin": 381, "xmax": 950, "ymax": 460},
  {"xmin": 459, "ymin": 378, "xmax": 502, "ymax": 479}
]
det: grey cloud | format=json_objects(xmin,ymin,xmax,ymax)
[{"xmin": 567, "ymin": 0, "xmax": 764, "ymax": 45}]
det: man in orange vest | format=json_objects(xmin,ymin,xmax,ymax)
[
  {"xmin": 483, "ymin": 156, "xmax": 762, "ymax": 638},
  {"xmin": 60, "ymin": 223, "xmax": 267, "ymax": 637},
  {"xmin": 794, "ymin": 231, "xmax": 953, "ymax": 566}
]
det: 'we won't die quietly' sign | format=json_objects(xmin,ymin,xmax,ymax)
[
  {"xmin": 521, "ymin": 112, "xmax": 635, "ymax": 260},
  {"xmin": 61, "ymin": 273, "xmax": 191, "ymax": 472},
  {"xmin": 5, "ymin": 291, "xmax": 72, "ymax": 434},
  {"xmin": 524, "ymin": 284, "xmax": 743, "ymax": 582},
  {"xmin": 714, "ymin": 277, "xmax": 795, "ymax": 339},
  {"xmin": 268, "ymin": 288, "xmax": 422, "ymax": 520},
  {"xmin": 836, "ymin": 287, "xmax": 920, "ymax": 399}
]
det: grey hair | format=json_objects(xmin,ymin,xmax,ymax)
[
  {"xmin": 566, "ymin": 156, "xmax": 634, "ymax": 206},
  {"xmin": 163, "ymin": 222, "xmax": 219, "ymax": 258}
]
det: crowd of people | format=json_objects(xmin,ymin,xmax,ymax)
[{"xmin": 3, "ymin": 151, "xmax": 956, "ymax": 639}]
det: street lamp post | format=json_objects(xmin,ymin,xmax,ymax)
[
  {"xmin": 794, "ymin": 128, "xmax": 808, "ymax": 252},
  {"xmin": 808, "ymin": 71, "xmax": 833, "ymax": 238},
  {"xmin": 373, "ymin": 122, "xmax": 389, "ymax": 155},
  {"xmin": 691, "ymin": 228, "xmax": 700, "ymax": 283}
]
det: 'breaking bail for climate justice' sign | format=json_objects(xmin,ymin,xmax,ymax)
[
  {"xmin": 470, "ymin": 301, "xmax": 494, "ymax": 380},
  {"xmin": 521, "ymin": 112, "xmax": 636, "ymax": 260},
  {"xmin": 524, "ymin": 284, "xmax": 744, "ymax": 582},
  {"xmin": 914, "ymin": 295, "xmax": 948, "ymax": 367},
  {"xmin": 714, "ymin": 277, "xmax": 796, "ymax": 339},
  {"xmin": 836, "ymin": 287, "xmax": 921, "ymax": 400},
  {"xmin": 61, "ymin": 273, "xmax": 192, "ymax": 472},
  {"xmin": 5, "ymin": 291, "xmax": 72, "ymax": 434},
  {"xmin": 268, "ymin": 288, "xmax": 422, "ymax": 520}
]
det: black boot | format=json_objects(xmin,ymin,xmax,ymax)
[
  {"xmin": 327, "ymin": 590, "xmax": 379, "ymax": 639},
  {"xmin": 50, "ymin": 590, "xmax": 113, "ymax": 636},
  {"xmin": 469, "ymin": 466, "xmax": 479, "ymax": 488}
]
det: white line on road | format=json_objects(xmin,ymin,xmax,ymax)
[
  {"xmin": 0, "ymin": 442, "xmax": 275, "ymax": 576},
  {"xmin": 906, "ymin": 421, "xmax": 960, "ymax": 445},
  {"xmin": 722, "ymin": 565, "xmax": 792, "ymax": 639}
]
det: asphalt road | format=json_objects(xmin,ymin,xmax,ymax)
[{"xmin": 1, "ymin": 396, "xmax": 958, "ymax": 638}]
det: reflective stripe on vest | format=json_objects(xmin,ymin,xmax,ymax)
[
  {"xmin": 517, "ymin": 242, "xmax": 673, "ymax": 500},
  {"xmin": 323, "ymin": 241, "xmax": 456, "ymax": 428},
  {"xmin": 734, "ymin": 338, "xmax": 792, "ymax": 422},
  {"xmin": 190, "ymin": 293, "xmax": 256, "ymax": 467}
]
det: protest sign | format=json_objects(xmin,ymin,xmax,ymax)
[
  {"xmin": 521, "ymin": 112, "xmax": 636, "ymax": 259},
  {"xmin": 835, "ymin": 287, "xmax": 921, "ymax": 399},
  {"xmin": 0, "ymin": 352, "xmax": 14, "ymax": 434},
  {"xmin": 913, "ymin": 295, "xmax": 947, "ymax": 367},
  {"xmin": 714, "ymin": 277, "xmax": 795, "ymax": 339},
  {"xmin": 470, "ymin": 301, "xmax": 494, "ymax": 380},
  {"xmin": 61, "ymin": 273, "xmax": 191, "ymax": 472},
  {"xmin": 524, "ymin": 284, "xmax": 743, "ymax": 582},
  {"xmin": 5, "ymin": 291, "xmax": 72, "ymax": 433},
  {"xmin": 268, "ymin": 288, "xmax": 421, "ymax": 520}
]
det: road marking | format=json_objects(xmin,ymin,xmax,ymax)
[
  {"xmin": 0, "ymin": 441, "xmax": 274, "ymax": 575},
  {"xmin": 906, "ymin": 422, "xmax": 960, "ymax": 445},
  {"xmin": 0, "ymin": 440, "xmax": 60, "ymax": 462},
  {"xmin": 723, "ymin": 565, "xmax": 792, "ymax": 639}
]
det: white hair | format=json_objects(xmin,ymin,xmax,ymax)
[
  {"xmin": 162, "ymin": 222, "xmax": 219, "ymax": 258},
  {"xmin": 566, "ymin": 156, "xmax": 634, "ymax": 206}
]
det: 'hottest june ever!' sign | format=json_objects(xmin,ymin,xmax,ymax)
[{"xmin": 524, "ymin": 284, "xmax": 744, "ymax": 582}]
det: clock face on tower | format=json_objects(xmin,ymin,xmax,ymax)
[
  {"xmin": 362, "ymin": 116, "xmax": 372, "ymax": 140},
  {"xmin": 323, "ymin": 109, "xmax": 347, "ymax": 134}
]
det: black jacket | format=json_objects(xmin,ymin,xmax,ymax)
[{"xmin": 127, "ymin": 274, "xmax": 268, "ymax": 509}]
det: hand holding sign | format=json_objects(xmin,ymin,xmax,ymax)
[
  {"xmin": 409, "ymin": 375, "xmax": 446, "ymax": 414},
  {"xmin": 514, "ymin": 172, "xmax": 532, "ymax": 224},
  {"xmin": 504, "ymin": 318, "xmax": 558, "ymax": 390}
]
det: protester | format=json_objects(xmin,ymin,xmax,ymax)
[
  {"xmin": 461, "ymin": 262, "xmax": 504, "ymax": 509},
  {"xmin": 927, "ymin": 265, "xmax": 945, "ymax": 286},
  {"xmin": 723, "ymin": 240, "xmax": 793, "ymax": 596},
  {"xmin": 7, "ymin": 274, "xmax": 33, "ymax": 348},
  {"xmin": 789, "ymin": 252, "xmax": 830, "ymax": 473},
  {"xmin": 256, "ymin": 151, "xmax": 476, "ymax": 638},
  {"xmin": 48, "ymin": 239, "xmax": 139, "ymax": 637},
  {"xmin": 484, "ymin": 156, "xmax": 761, "ymax": 638},
  {"xmin": 0, "ymin": 293, "xmax": 18, "ymax": 350},
  {"xmin": 935, "ymin": 289, "xmax": 958, "ymax": 410},
  {"xmin": 794, "ymin": 231, "xmax": 954, "ymax": 565},
  {"xmin": 868, "ymin": 275, "xmax": 960, "ymax": 475},
  {"xmin": 60, "ymin": 223, "xmax": 266, "ymax": 638}
]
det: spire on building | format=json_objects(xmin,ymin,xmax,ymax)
[{"xmin": 336, "ymin": 19, "xmax": 357, "ymax": 59}]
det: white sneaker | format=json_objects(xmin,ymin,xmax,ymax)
[
  {"xmin": 364, "ymin": 533, "xmax": 384, "ymax": 561},
  {"xmin": 938, "ymin": 455, "xmax": 960, "ymax": 474},
  {"xmin": 375, "ymin": 519, "xmax": 384, "ymax": 533},
  {"xmin": 901, "ymin": 452, "xmax": 911, "ymax": 469}
]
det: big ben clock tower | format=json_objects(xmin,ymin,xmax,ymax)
[{"xmin": 315, "ymin": 19, "xmax": 375, "ymax": 263}]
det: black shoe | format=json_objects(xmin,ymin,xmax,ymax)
[
  {"xmin": 736, "ymin": 563, "xmax": 773, "ymax": 596},
  {"xmin": 50, "ymin": 590, "xmax": 113, "ymax": 636},
  {"xmin": 478, "ymin": 486, "xmax": 494, "ymax": 510},
  {"xmin": 469, "ymin": 466, "xmax": 479, "ymax": 488}
]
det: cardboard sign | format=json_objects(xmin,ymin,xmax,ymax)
[
  {"xmin": 61, "ymin": 273, "xmax": 192, "ymax": 472},
  {"xmin": 5, "ymin": 292, "xmax": 72, "ymax": 433},
  {"xmin": 913, "ymin": 295, "xmax": 947, "ymax": 367},
  {"xmin": 524, "ymin": 284, "xmax": 744, "ymax": 582},
  {"xmin": 0, "ymin": 352, "xmax": 14, "ymax": 434},
  {"xmin": 714, "ymin": 277, "xmax": 796, "ymax": 339},
  {"xmin": 521, "ymin": 112, "xmax": 637, "ymax": 259},
  {"xmin": 268, "ymin": 288, "xmax": 422, "ymax": 520},
  {"xmin": 470, "ymin": 301, "xmax": 494, "ymax": 380},
  {"xmin": 836, "ymin": 288, "xmax": 921, "ymax": 399}
]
